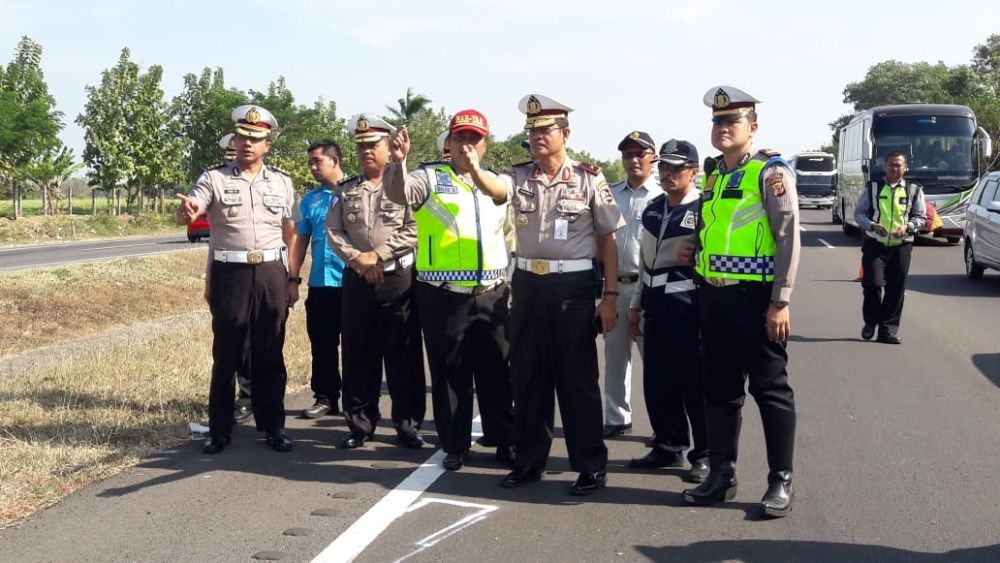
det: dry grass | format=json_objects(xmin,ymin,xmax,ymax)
[
  {"xmin": 0, "ymin": 250, "xmax": 208, "ymax": 356},
  {"xmin": 0, "ymin": 305, "xmax": 312, "ymax": 527}
]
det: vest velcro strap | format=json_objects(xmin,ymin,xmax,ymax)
[
  {"xmin": 708, "ymin": 255, "xmax": 774, "ymax": 276},
  {"xmin": 417, "ymin": 268, "xmax": 506, "ymax": 283}
]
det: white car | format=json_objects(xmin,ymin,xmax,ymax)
[{"xmin": 964, "ymin": 171, "xmax": 1000, "ymax": 279}]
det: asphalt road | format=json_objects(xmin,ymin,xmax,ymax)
[
  {"xmin": 1, "ymin": 209, "xmax": 998, "ymax": 562},
  {"xmin": 0, "ymin": 233, "xmax": 193, "ymax": 271}
]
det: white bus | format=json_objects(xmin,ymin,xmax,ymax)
[
  {"xmin": 833, "ymin": 104, "xmax": 993, "ymax": 243},
  {"xmin": 789, "ymin": 152, "xmax": 836, "ymax": 209}
]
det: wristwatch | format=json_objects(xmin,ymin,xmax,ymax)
[
  {"xmin": 771, "ymin": 300, "xmax": 788, "ymax": 310},
  {"xmin": 288, "ymin": 276, "xmax": 303, "ymax": 285}
]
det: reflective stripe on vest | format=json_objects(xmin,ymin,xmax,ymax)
[
  {"xmin": 872, "ymin": 183, "xmax": 909, "ymax": 247},
  {"xmin": 413, "ymin": 165, "xmax": 509, "ymax": 286},
  {"xmin": 696, "ymin": 157, "xmax": 777, "ymax": 281}
]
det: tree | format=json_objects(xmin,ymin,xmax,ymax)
[
  {"xmin": 24, "ymin": 145, "xmax": 82, "ymax": 214},
  {"xmin": 385, "ymin": 87, "xmax": 431, "ymax": 124},
  {"xmin": 173, "ymin": 67, "xmax": 248, "ymax": 182},
  {"xmin": 400, "ymin": 107, "xmax": 450, "ymax": 168},
  {"xmin": 0, "ymin": 36, "xmax": 62, "ymax": 218}
]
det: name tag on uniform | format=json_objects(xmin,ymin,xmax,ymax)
[
  {"xmin": 435, "ymin": 184, "xmax": 458, "ymax": 194},
  {"xmin": 221, "ymin": 189, "xmax": 242, "ymax": 205},
  {"xmin": 554, "ymin": 218, "xmax": 568, "ymax": 240},
  {"xmin": 262, "ymin": 193, "xmax": 284, "ymax": 208},
  {"xmin": 681, "ymin": 210, "xmax": 697, "ymax": 229},
  {"xmin": 517, "ymin": 187, "xmax": 535, "ymax": 198}
]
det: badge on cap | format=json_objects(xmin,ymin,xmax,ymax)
[
  {"xmin": 629, "ymin": 131, "xmax": 640, "ymax": 140},
  {"xmin": 713, "ymin": 89, "xmax": 730, "ymax": 109},
  {"xmin": 246, "ymin": 107, "xmax": 260, "ymax": 124},
  {"xmin": 357, "ymin": 116, "xmax": 369, "ymax": 132},
  {"xmin": 526, "ymin": 96, "xmax": 542, "ymax": 115}
]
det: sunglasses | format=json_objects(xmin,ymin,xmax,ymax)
[
  {"xmin": 621, "ymin": 151, "xmax": 654, "ymax": 160},
  {"xmin": 657, "ymin": 162, "xmax": 697, "ymax": 173}
]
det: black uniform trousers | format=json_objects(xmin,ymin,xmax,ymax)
[
  {"xmin": 861, "ymin": 237, "xmax": 912, "ymax": 337},
  {"xmin": 208, "ymin": 260, "xmax": 289, "ymax": 437},
  {"xmin": 642, "ymin": 307, "xmax": 709, "ymax": 464},
  {"xmin": 305, "ymin": 286, "xmax": 343, "ymax": 405},
  {"xmin": 416, "ymin": 281, "xmax": 515, "ymax": 455},
  {"xmin": 509, "ymin": 269, "xmax": 607, "ymax": 473},
  {"xmin": 699, "ymin": 281, "xmax": 795, "ymax": 473},
  {"xmin": 341, "ymin": 267, "xmax": 425, "ymax": 440}
]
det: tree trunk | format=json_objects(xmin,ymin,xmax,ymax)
[
  {"xmin": 68, "ymin": 182, "xmax": 73, "ymax": 216},
  {"xmin": 92, "ymin": 190, "xmax": 97, "ymax": 215},
  {"xmin": 41, "ymin": 185, "xmax": 49, "ymax": 216},
  {"xmin": 13, "ymin": 180, "xmax": 22, "ymax": 219}
]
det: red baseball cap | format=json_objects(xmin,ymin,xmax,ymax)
[{"xmin": 450, "ymin": 109, "xmax": 489, "ymax": 136}]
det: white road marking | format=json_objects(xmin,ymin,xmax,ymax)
[
  {"xmin": 311, "ymin": 418, "xmax": 484, "ymax": 563},
  {"xmin": 81, "ymin": 241, "xmax": 164, "ymax": 251},
  {"xmin": 0, "ymin": 249, "xmax": 191, "ymax": 272},
  {"xmin": 818, "ymin": 238, "xmax": 835, "ymax": 248},
  {"xmin": 799, "ymin": 225, "xmax": 807, "ymax": 232},
  {"xmin": 393, "ymin": 499, "xmax": 498, "ymax": 563}
]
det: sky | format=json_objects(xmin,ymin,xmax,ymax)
[{"xmin": 2, "ymin": 0, "xmax": 999, "ymax": 170}]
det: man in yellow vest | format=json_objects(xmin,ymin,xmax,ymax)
[
  {"xmin": 679, "ymin": 86, "xmax": 801, "ymax": 517},
  {"xmin": 853, "ymin": 151, "xmax": 926, "ymax": 344},
  {"xmin": 384, "ymin": 109, "xmax": 516, "ymax": 470}
]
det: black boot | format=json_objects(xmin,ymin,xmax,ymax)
[
  {"xmin": 682, "ymin": 405, "xmax": 741, "ymax": 506},
  {"xmin": 761, "ymin": 470, "xmax": 794, "ymax": 517},
  {"xmin": 759, "ymin": 406, "xmax": 796, "ymax": 517}
]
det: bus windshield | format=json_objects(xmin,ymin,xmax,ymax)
[
  {"xmin": 872, "ymin": 115, "xmax": 976, "ymax": 191},
  {"xmin": 795, "ymin": 155, "xmax": 835, "ymax": 173}
]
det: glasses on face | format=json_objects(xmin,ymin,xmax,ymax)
[
  {"xmin": 658, "ymin": 163, "xmax": 696, "ymax": 175},
  {"xmin": 621, "ymin": 151, "xmax": 653, "ymax": 160}
]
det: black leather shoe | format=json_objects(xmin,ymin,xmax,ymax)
[
  {"xmin": 495, "ymin": 445, "xmax": 516, "ymax": 467},
  {"xmin": 265, "ymin": 431, "xmax": 293, "ymax": 452},
  {"xmin": 443, "ymin": 451, "xmax": 467, "ymax": 471},
  {"xmin": 569, "ymin": 471, "xmax": 607, "ymax": 495},
  {"xmin": 302, "ymin": 401, "xmax": 331, "ymax": 419},
  {"xmin": 877, "ymin": 333, "xmax": 902, "ymax": 344},
  {"xmin": 233, "ymin": 404, "xmax": 252, "ymax": 422},
  {"xmin": 684, "ymin": 461, "xmax": 710, "ymax": 484},
  {"xmin": 202, "ymin": 435, "xmax": 231, "ymax": 454},
  {"xmin": 397, "ymin": 433, "xmax": 425, "ymax": 449},
  {"xmin": 645, "ymin": 433, "xmax": 656, "ymax": 447},
  {"xmin": 861, "ymin": 324, "xmax": 875, "ymax": 340},
  {"xmin": 340, "ymin": 435, "xmax": 366, "ymax": 449},
  {"xmin": 760, "ymin": 470, "xmax": 794, "ymax": 517},
  {"xmin": 602, "ymin": 423, "xmax": 632, "ymax": 438},
  {"xmin": 683, "ymin": 462, "xmax": 737, "ymax": 506},
  {"xmin": 499, "ymin": 467, "xmax": 543, "ymax": 488},
  {"xmin": 629, "ymin": 448, "xmax": 685, "ymax": 469}
]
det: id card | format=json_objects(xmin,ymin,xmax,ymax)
[{"xmin": 554, "ymin": 218, "xmax": 568, "ymax": 240}]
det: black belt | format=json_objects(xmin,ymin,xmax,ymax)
[{"xmin": 617, "ymin": 274, "xmax": 639, "ymax": 284}]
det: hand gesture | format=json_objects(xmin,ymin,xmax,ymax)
[
  {"xmin": 596, "ymin": 297, "xmax": 618, "ymax": 334},
  {"xmin": 175, "ymin": 193, "xmax": 201, "ymax": 225},
  {"xmin": 765, "ymin": 304, "xmax": 790, "ymax": 342},
  {"xmin": 389, "ymin": 127, "xmax": 410, "ymax": 163},
  {"xmin": 627, "ymin": 309, "xmax": 643, "ymax": 340},
  {"xmin": 872, "ymin": 224, "xmax": 889, "ymax": 237},
  {"xmin": 677, "ymin": 242, "xmax": 696, "ymax": 266}
]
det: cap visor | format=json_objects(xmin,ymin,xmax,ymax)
[
  {"xmin": 450, "ymin": 124, "xmax": 488, "ymax": 136},
  {"xmin": 354, "ymin": 132, "xmax": 388, "ymax": 143},
  {"xmin": 235, "ymin": 125, "xmax": 270, "ymax": 138},
  {"xmin": 656, "ymin": 155, "xmax": 692, "ymax": 165}
]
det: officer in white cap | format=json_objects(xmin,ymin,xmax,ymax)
[
  {"xmin": 220, "ymin": 133, "xmax": 237, "ymax": 161},
  {"xmin": 436, "ymin": 131, "xmax": 451, "ymax": 160},
  {"xmin": 327, "ymin": 112, "xmax": 426, "ymax": 450},
  {"xmin": 470, "ymin": 93, "xmax": 624, "ymax": 496},
  {"xmin": 679, "ymin": 86, "xmax": 801, "ymax": 517},
  {"xmin": 177, "ymin": 104, "xmax": 297, "ymax": 454}
]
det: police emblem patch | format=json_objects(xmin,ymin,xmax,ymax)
[
  {"xmin": 767, "ymin": 173, "xmax": 786, "ymax": 197},
  {"xmin": 347, "ymin": 212, "xmax": 358, "ymax": 223},
  {"xmin": 681, "ymin": 210, "xmax": 697, "ymax": 229},
  {"xmin": 515, "ymin": 214, "xmax": 529, "ymax": 227}
]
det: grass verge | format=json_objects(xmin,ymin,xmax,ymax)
[{"xmin": 0, "ymin": 214, "xmax": 184, "ymax": 246}]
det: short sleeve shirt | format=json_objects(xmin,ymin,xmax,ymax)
[{"xmin": 296, "ymin": 186, "xmax": 345, "ymax": 287}]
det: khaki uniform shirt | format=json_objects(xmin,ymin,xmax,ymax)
[
  {"xmin": 500, "ymin": 157, "xmax": 624, "ymax": 260},
  {"xmin": 326, "ymin": 175, "xmax": 417, "ymax": 263},
  {"xmin": 187, "ymin": 163, "xmax": 296, "ymax": 252}
]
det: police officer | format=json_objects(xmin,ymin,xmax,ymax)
[
  {"xmin": 680, "ymin": 86, "xmax": 800, "ymax": 517},
  {"xmin": 601, "ymin": 131, "xmax": 658, "ymax": 439},
  {"xmin": 626, "ymin": 140, "xmax": 709, "ymax": 483},
  {"xmin": 289, "ymin": 140, "xmax": 348, "ymax": 419},
  {"xmin": 436, "ymin": 130, "xmax": 451, "ymax": 160},
  {"xmin": 327, "ymin": 113, "xmax": 426, "ymax": 450},
  {"xmin": 384, "ymin": 109, "xmax": 516, "ymax": 471},
  {"xmin": 177, "ymin": 105, "xmax": 297, "ymax": 454},
  {"xmin": 854, "ymin": 151, "xmax": 926, "ymax": 344},
  {"xmin": 470, "ymin": 94, "xmax": 624, "ymax": 495},
  {"xmin": 215, "ymin": 132, "xmax": 255, "ymax": 423}
]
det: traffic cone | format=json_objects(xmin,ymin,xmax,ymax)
[{"xmin": 854, "ymin": 264, "xmax": 863, "ymax": 282}]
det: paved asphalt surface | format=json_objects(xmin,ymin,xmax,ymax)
[
  {"xmin": 0, "ymin": 233, "xmax": 191, "ymax": 271},
  {"xmin": 1, "ymin": 209, "xmax": 998, "ymax": 562}
]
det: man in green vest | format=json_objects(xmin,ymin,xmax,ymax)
[
  {"xmin": 384, "ymin": 109, "xmax": 516, "ymax": 471},
  {"xmin": 679, "ymin": 85, "xmax": 801, "ymax": 518},
  {"xmin": 853, "ymin": 151, "xmax": 926, "ymax": 344}
]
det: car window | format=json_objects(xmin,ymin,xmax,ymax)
[{"xmin": 981, "ymin": 179, "xmax": 999, "ymax": 205}]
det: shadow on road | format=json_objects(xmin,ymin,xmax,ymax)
[
  {"xmin": 635, "ymin": 539, "xmax": 1000, "ymax": 563},
  {"xmin": 972, "ymin": 353, "xmax": 1000, "ymax": 388},
  {"xmin": 906, "ymin": 273, "xmax": 1000, "ymax": 297}
]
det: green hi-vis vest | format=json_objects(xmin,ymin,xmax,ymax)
[
  {"xmin": 871, "ymin": 183, "xmax": 911, "ymax": 247},
  {"xmin": 696, "ymin": 156, "xmax": 777, "ymax": 281},
  {"xmin": 413, "ymin": 164, "xmax": 509, "ymax": 286}
]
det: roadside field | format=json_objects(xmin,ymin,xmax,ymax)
[{"xmin": 0, "ymin": 214, "xmax": 183, "ymax": 246}]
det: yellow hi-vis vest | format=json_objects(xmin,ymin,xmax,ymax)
[
  {"xmin": 696, "ymin": 156, "xmax": 777, "ymax": 281},
  {"xmin": 413, "ymin": 164, "xmax": 509, "ymax": 286},
  {"xmin": 872, "ymin": 183, "xmax": 911, "ymax": 247}
]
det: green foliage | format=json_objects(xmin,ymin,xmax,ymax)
[
  {"xmin": 482, "ymin": 132, "xmax": 530, "ymax": 173},
  {"xmin": 386, "ymin": 87, "xmax": 432, "ymax": 124},
  {"xmin": 173, "ymin": 67, "xmax": 249, "ymax": 182},
  {"xmin": 401, "ymin": 107, "xmax": 450, "ymax": 168}
]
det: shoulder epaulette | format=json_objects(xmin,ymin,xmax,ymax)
[
  {"xmin": 206, "ymin": 161, "xmax": 228, "ymax": 171},
  {"xmin": 338, "ymin": 175, "xmax": 361, "ymax": 187},
  {"xmin": 576, "ymin": 161, "xmax": 602, "ymax": 176},
  {"xmin": 512, "ymin": 160, "xmax": 534, "ymax": 168},
  {"xmin": 756, "ymin": 148, "xmax": 781, "ymax": 158},
  {"xmin": 419, "ymin": 160, "xmax": 451, "ymax": 168}
]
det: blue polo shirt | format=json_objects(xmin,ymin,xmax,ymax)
[{"xmin": 296, "ymin": 186, "xmax": 345, "ymax": 287}]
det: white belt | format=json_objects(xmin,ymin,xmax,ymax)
[
  {"xmin": 213, "ymin": 249, "xmax": 282, "ymax": 264},
  {"xmin": 643, "ymin": 272, "xmax": 697, "ymax": 294},
  {"xmin": 383, "ymin": 252, "xmax": 415, "ymax": 272},
  {"xmin": 516, "ymin": 257, "xmax": 592, "ymax": 275},
  {"xmin": 421, "ymin": 279, "xmax": 504, "ymax": 295}
]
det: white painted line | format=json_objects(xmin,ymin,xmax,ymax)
[
  {"xmin": 0, "ymin": 248, "xmax": 191, "ymax": 272},
  {"xmin": 799, "ymin": 225, "xmax": 807, "ymax": 232},
  {"xmin": 394, "ymin": 498, "xmax": 498, "ymax": 562},
  {"xmin": 82, "ymin": 241, "xmax": 165, "ymax": 251},
  {"xmin": 817, "ymin": 238, "xmax": 835, "ymax": 249},
  {"xmin": 311, "ymin": 418, "xmax": 484, "ymax": 563}
]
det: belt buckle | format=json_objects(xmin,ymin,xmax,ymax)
[
  {"xmin": 247, "ymin": 250, "xmax": 264, "ymax": 265},
  {"xmin": 531, "ymin": 260, "xmax": 550, "ymax": 275},
  {"xmin": 706, "ymin": 277, "xmax": 726, "ymax": 288},
  {"xmin": 472, "ymin": 285, "xmax": 487, "ymax": 296}
]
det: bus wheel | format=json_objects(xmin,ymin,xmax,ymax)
[
  {"xmin": 946, "ymin": 236, "xmax": 960, "ymax": 245},
  {"xmin": 965, "ymin": 241, "xmax": 985, "ymax": 280}
]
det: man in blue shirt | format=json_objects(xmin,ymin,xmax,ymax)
[{"xmin": 289, "ymin": 139, "xmax": 347, "ymax": 418}]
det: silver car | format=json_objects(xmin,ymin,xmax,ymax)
[{"xmin": 964, "ymin": 171, "xmax": 1000, "ymax": 279}]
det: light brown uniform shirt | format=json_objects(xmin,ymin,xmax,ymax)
[
  {"xmin": 187, "ymin": 163, "xmax": 296, "ymax": 252},
  {"xmin": 500, "ymin": 157, "xmax": 624, "ymax": 260},
  {"xmin": 326, "ymin": 175, "xmax": 417, "ymax": 263}
]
